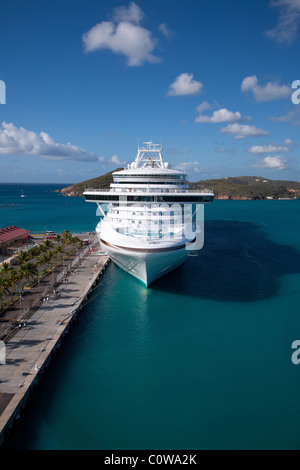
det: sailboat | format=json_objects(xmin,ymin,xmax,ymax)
[{"xmin": 21, "ymin": 189, "xmax": 25, "ymax": 198}]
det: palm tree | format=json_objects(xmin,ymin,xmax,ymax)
[
  {"xmin": 32, "ymin": 245, "xmax": 41, "ymax": 256},
  {"xmin": 0, "ymin": 276, "xmax": 10, "ymax": 293},
  {"xmin": 18, "ymin": 262, "xmax": 38, "ymax": 283},
  {"xmin": 27, "ymin": 246, "xmax": 40, "ymax": 259},
  {"xmin": 26, "ymin": 249, "xmax": 35, "ymax": 261},
  {"xmin": 39, "ymin": 243, "xmax": 48, "ymax": 253},
  {"xmin": 54, "ymin": 234, "xmax": 62, "ymax": 243},
  {"xmin": 7, "ymin": 268, "xmax": 20, "ymax": 294},
  {"xmin": 37, "ymin": 253, "xmax": 50, "ymax": 267},
  {"xmin": 47, "ymin": 250, "xmax": 57, "ymax": 267},
  {"xmin": 62, "ymin": 230, "xmax": 72, "ymax": 246},
  {"xmin": 0, "ymin": 276, "xmax": 10, "ymax": 307},
  {"xmin": 42, "ymin": 239, "xmax": 53, "ymax": 250},
  {"xmin": 54, "ymin": 246, "xmax": 64, "ymax": 262},
  {"xmin": 54, "ymin": 245, "xmax": 64, "ymax": 257},
  {"xmin": 0, "ymin": 261, "xmax": 12, "ymax": 276},
  {"xmin": 16, "ymin": 250, "xmax": 29, "ymax": 265}
]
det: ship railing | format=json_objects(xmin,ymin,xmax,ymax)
[
  {"xmin": 111, "ymin": 229, "xmax": 187, "ymax": 240},
  {"xmin": 84, "ymin": 187, "xmax": 213, "ymax": 194}
]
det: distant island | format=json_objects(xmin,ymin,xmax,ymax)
[{"xmin": 58, "ymin": 169, "xmax": 300, "ymax": 200}]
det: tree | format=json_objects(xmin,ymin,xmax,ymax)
[
  {"xmin": 37, "ymin": 253, "xmax": 50, "ymax": 267},
  {"xmin": 0, "ymin": 261, "xmax": 12, "ymax": 276},
  {"xmin": 27, "ymin": 246, "xmax": 40, "ymax": 259},
  {"xmin": 0, "ymin": 276, "xmax": 10, "ymax": 307},
  {"xmin": 47, "ymin": 251, "xmax": 58, "ymax": 273},
  {"xmin": 18, "ymin": 262, "xmax": 38, "ymax": 283},
  {"xmin": 16, "ymin": 250, "xmax": 29, "ymax": 265},
  {"xmin": 7, "ymin": 268, "xmax": 20, "ymax": 294},
  {"xmin": 62, "ymin": 230, "xmax": 72, "ymax": 246},
  {"xmin": 54, "ymin": 245, "xmax": 64, "ymax": 257},
  {"xmin": 42, "ymin": 239, "xmax": 53, "ymax": 250}
]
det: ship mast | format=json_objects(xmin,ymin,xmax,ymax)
[{"xmin": 134, "ymin": 141, "xmax": 166, "ymax": 169}]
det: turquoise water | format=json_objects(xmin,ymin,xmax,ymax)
[
  {"xmin": 0, "ymin": 183, "xmax": 97, "ymax": 233},
  {"xmin": 1, "ymin": 184, "xmax": 300, "ymax": 450}
]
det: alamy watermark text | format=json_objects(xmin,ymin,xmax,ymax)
[
  {"xmin": 0, "ymin": 80, "xmax": 6, "ymax": 104},
  {"xmin": 0, "ymin": 340, "xmax": 6, "ymax": 364},
  {"xmin": 291, "ymin": 80, "xmax": 300, "ymax": 105}
]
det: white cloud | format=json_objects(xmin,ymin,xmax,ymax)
[
  {"xmin": 82, "ymin": 2, "xmax": 160, "ymax": 66},
  {"xmin": 241, "ymin": 75, "xmax": 258, "ymax": 92},
  {"xmin": 110, "ymin": 154, "xmax": 127, "ymax": 165},
  {"xmin": 113, "ymin": 1, "xmax": 144, "ymax": 23},
  {"xmin": 0, "ymin": 122, "xmax": 99, "ymax": 161},
  {"xmin": 241, "ymin": 75, "xmax": 290, "ymax": 102},
  {"xmin": 284, "ymin": 138, "xmax": 294, "ymax": 145},
  {"xmin": 167, "ymin": 73, "xmax": 203, "ymax": 96},
  {"xmin": 221, "ymin": 123, "xmax": 269, "ymax": 139},
  {"xmin": 250, "ymin": 155, "xmax": 288, "ymax": 170},
  {"xmin": 175, "ymin": 161, "xmax": 203, "ymax": 173},
  {"xmin": 98, "ymin": 154, "xmax": 127, "ymax": 166},
  {"xmin": 196, "ymin": 101, "xmax": 212, "ymax": 114},
  {"xmin": 195, "ymin": 107, "xmax": 241, "ymax": 123},
  {"xmin": 247, "ymin": 144, "xmax": 289, "ymax": 153},
  {"xmin": 269, "ymin": 110, "xmax": 296, "ymax": 122},
  {"xmin": 265, "ymin": 0, "xmax": 300, "ymax": 44},
  {"xmin": 158, "ymin": 23, "xmax": 174, "ymax": 38}
]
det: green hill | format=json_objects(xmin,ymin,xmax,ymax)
[
  {"xmin": 189, "ymin": 176, "xmax": 300, "ymax": 200},
  {"xmin": 59, "ymin": 168, "xmax": 123, "ymax": 196},
  {"xmin": 60, "ymin": 171, "xmax": 300, "ymax": 200}
]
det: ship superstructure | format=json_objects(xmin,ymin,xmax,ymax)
[{"xmin": 84, "ymin": 142, "xmax": 214, "ymax": 286}]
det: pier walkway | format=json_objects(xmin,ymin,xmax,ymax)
[{"xmin": 0, "ymin": 245, "xmax": 109, "ymax": 445}]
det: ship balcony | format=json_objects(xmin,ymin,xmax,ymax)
[
  {"xmin": 84, "ymin": 187, "xmax": 213, "ymax": 195},
  {"xmin": 110, "ymin": 225, "xmax": 188, "ymax": 241}
]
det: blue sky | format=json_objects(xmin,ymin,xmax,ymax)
[{"xmin": 0, "ymin": 0, "xmax": 300, "ymax": 183}]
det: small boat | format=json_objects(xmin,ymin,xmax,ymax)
[{"xmin": 21, "ymin": 189, "xmax": 25, "ymax": 198}]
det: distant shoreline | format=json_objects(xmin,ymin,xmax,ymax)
[
  {"xmin": 2, "ymin": 178, "xmax": 298, "ymax": 201},
  {"xmin": 57, "ymin": 171, "xmax": 300, "ymax": 201}
]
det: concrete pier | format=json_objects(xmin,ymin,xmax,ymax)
[{"xmin": 0, "ymin": 245, "xmax": 109, "ymax": 446}]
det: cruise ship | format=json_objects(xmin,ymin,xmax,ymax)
[{"xmin": 84, "ymin": 142, "xmax": 214, "ymax": 286}]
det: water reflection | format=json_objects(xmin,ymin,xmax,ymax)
[{"xmin": 152, "ymin": 220, "xmax": 300, "ymax": 302}]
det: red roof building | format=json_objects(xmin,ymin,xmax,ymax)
[{"xmin": 0, "ymin": 226, "xmax": 30, "ymax": 252}]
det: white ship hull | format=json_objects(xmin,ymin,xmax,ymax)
[{"xmin": 99, "ymin": 237, "xmax": 189, "ymax": 287}]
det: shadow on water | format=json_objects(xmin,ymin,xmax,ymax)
[{"xmin": 152, "ymin": 220, "xmax": 300, "ymax": 302}]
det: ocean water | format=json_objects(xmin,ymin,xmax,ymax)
[
  {"xmin": 0, "ymin": 183, "xmax": 97, "ymax": 234},
  {"xmin": 1, "ymin": 184, "xmax": 300, "ymax": 450}
]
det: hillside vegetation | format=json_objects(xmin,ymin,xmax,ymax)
[
  {"xmin": 59, "ymin": 171, "xmax": 300, "ymax": 200},
  {"xmin": 189, "ymin": 176, "xmax": 300, "ymax": 199},
  {"xmin": 59, "ymin": 168, "xmax": 123, "ymax": 196}
]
